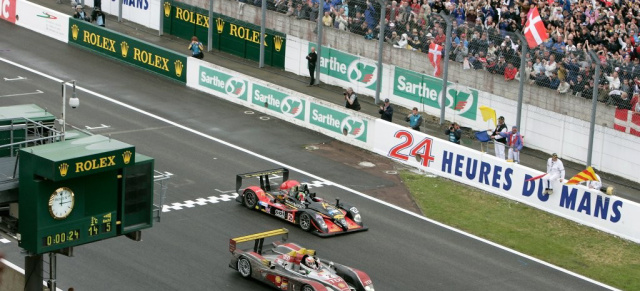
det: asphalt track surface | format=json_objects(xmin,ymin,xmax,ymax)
[{"xmin": 0, "ymin": 21, "xmax": 616, "ymax": 291}]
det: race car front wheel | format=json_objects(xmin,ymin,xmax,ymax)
[
  {"xmin": 243, "ymin": 190, "xmax": 258, "ymax": 209},
  {"xmin": 237, "ymin": 257, "xmax": 252, "ymax": 278},
  {"xmin": 299, "ymin": 213, "xmax": 313, "ymax": 231},
  {"xmin": 301, "ymin": 284, "xmax": 315, "ymax": 291}
]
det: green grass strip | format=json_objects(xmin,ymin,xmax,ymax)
[{"xmin": 400, "ymin": 171, "xmax": 640, "ymax": 290}]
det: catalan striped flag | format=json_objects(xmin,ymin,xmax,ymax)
[{"xmin": 566, "ymin": 167, "xmax": 599, "ymax": 185}]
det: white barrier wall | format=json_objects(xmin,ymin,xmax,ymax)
[
  {"xmin": 15, "ymin": 0, "xmax": 69, "ymax": 42},
  {"xmin": 99, "ymin": 0, "xmax": 160, "ymax": 30},
  {"xmin": 373, "ymin": 120, "xmax": 640, "ymax": 243},
  {"xmin": 285, "ymin": 35, "xmax": 640, "ymax": 182},
  {"xmin": 186, "ymin": 58, "xmax": 376, "ymax": 151}
]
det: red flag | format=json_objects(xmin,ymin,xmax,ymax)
[
  {"xmin": 614, "ymin": 109, "xmax": 640, "ymax": 137},
  {"xmin": 428, "ymin": 42, "xmax": 442, "ymax": 77},
  {"xmin": 523, "ymin": 7, "xmax": 548, "ymax": 48},
  {"xmin": 526, "ymin": 173, "xmax": 547, "ymax": 182}
]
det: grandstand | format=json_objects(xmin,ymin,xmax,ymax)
[{"xmin": 249, "ymin": 0, "xmax": 640, "ymax": 118}]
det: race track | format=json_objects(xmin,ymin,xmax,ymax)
[{"xmin": 0, "ymin": 21, "xmax": 615, "ymax": 291}]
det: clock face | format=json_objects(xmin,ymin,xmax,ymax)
[{"xmin": 49, "ymin": 187, "xmax": 75, "ymax": 219}]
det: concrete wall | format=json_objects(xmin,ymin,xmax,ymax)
[
  {"xmin": 178, "ymin": 0, "xmax": 616, "ymax": 126},
  {"xmin": 1, "ymin": 259, "xmax": 25, "ymax": 291}
]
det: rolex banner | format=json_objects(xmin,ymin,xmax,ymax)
[
  {"xmin": 161, "ymin": 0, "xmax": 286, "ymax": 69},
  {"xmin": 68, "ymin": 18, "xmax": 187, "ymax": 83}
]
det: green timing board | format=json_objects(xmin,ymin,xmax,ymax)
[{"xmin": 18, "ymin": 135, "xmax": 150, "ymax": 254}]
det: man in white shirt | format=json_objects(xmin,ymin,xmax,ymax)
[
  {"xmin": 583, "ymin": 173, "xmax": 602, "ymax": 191},
  {"xmin": 542, "ymin": 153, "xmax": 565, "ymax": 195},
  {"xmin": 605, "ymin": 70, "xmax": 621, "ymax": 90}
]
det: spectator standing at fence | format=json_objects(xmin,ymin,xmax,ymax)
[
  {"xmin": 379, "ymin": 98, "xmax": 394, "ymax": 121},
  {"xmin": 605, "ymin": 70, "xmax": 621, "ymax": 91},
  {"xmin": 499, "ymin": 125, "xmax": 523, "ymax": 164},
  {"xmin": 445, "ymin": 122, "xmax": 462, "ymax": 144},
  {"xmin": 631, "ymin": 93, "xmax": 640, "ymax": 113},
  {"xmin": 516, "ymin": 60, "xmax": 532, "ymax": 82},
  {"xmin": 344, "ymin": 87, "xmax": 361, "ymax": 111},
  {"xmin": 405, "ymin": 107, "xmax": 423, "ymax": 131},
  {"xmin": 490, "ymin": 116, "xmax": 508, "ymax": 160},
  {"xmin": 294, "ymin": 3, "xmax": 307, "ymax": 19},
  {"xmin": 306, "ymin": 47, "xmax": 317, "ymax": 86},
  {"xmin": 188, "ymin": 36, "xmax": 204, "ymax": 59},
  {"xmin": 504, "ymin": 62, "xmax": 517, "ymax": 81},
  {"xmin": 73, "ymin": 5, "xmax": 90, "ymax": 22},
  {"xmin": 365, "ymin": 0, "xmax": 377, "ymax": 31},
  {"xmin": 454, "ymin": 42, "xmax": 468, "ymax": 63},
  {"xmin": 333, "ymin": 7, "xmax": 348, "ymax": 30},
  {"xmin": 91, "ymin": 7, "xmax": 105, "ymax": 27},
  {"xmin": 322, "ymin": 11, "xmax": 333, "ymax": 27},
  {"xmin": 542, "ymin": 153, "xmax": 565, "ymax": 195},
  {"xmin": 543, "ymin": 55, "xmax": 557, "ymax": 78},
  {"xmin": 570, "ymin": 74, "xmax": 586, "ymax": 96}
]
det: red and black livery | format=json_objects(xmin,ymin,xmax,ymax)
[{"xmin": 235, "ymin": 168, "xmax": 367, "ymax": 237}]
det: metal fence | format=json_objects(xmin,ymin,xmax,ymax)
[{"xmin": 195, "ymin": 0, "xmax": 640, "ymax": 180}]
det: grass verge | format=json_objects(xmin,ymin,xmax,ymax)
[{"xmin": 400, "ymin": 171, "xmax": 640, "ymax": 290}]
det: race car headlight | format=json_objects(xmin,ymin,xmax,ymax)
[
  {"xmin": 316, "ymin": 215, "xmax": 327, "ymax": 230},
  {"xmin": 364, "ymin": 284, "xmax": 375, "ymax": 291},
  {"xmin": 353, "ymin": 213, "xmax": 362, "ymax": 223}
]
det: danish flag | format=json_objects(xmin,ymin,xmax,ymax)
[
  {"xmin": 614, "ymin": 109, "xmax": 640, "ymax": 137},
  {"xmin": 523, "ymin": 7, "xmax": 548, "ymax": 48},
  {"xmin": 428, "ymin": 42, "xmax": 442, "ymax": 77}
]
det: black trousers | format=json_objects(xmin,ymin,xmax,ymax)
[{"xmin": 308, "ymin": 65, "xmax": 315, "ymax": 85}]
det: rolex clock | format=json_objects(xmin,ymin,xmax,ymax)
[{"xmin": 48, "ymin": 187, "xmax": 75, "ymax": 219}]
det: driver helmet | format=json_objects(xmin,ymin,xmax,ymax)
[
  {"xmin": 297, "ymin": 191, "xmax": 306, "ymax": 202},
  {"xmin": 279, "ymin": 180, "xmax": 300, "ymax": 197},
  {"xmin": 305, "ymin": 256, "xmax": 318, "ymax": 270}
]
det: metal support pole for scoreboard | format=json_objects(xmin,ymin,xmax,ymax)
[
  {"xmin": 24, "ymin": 255, "xmax": 43, "ymax": 291},
  {"xmin": 47, "ymin": 252, "xmax": 57, "ymax": 291},
  {"xmin": 259, "ymin": 0, "xmax": 267, "ymax": 68}
]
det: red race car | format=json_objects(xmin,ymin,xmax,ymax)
[
  {"xmin": 235, "ymin": 168, "xmax": 367, "ymax": 236},
  {"xmin": 229, "ymin": 228, "xmax": 375, "ymax": 291}
]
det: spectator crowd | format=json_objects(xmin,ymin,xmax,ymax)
[{"xmin": 257, "ymin": 0, "xmax": 640, "ymax": 112}]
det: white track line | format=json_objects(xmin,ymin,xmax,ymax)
[{"xmin": 0, "ymin": 57, "xmax": 619, "ymax": 291}]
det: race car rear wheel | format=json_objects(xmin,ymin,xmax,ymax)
[
  {"xmin": 243, "ymin": 190, "xmax": 258, "ymax": 210},
  {"xmin": 237, "ymin": 257, "xmax": 252, "ymax": 278},
  {"xmin": 301, "ymin": 284, "xmax": 315, "ymax": 291},
  {"xmin": 299, "ymin": 213, "xmax": 313, "ymax": 231}
]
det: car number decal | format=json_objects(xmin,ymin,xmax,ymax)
[{"xmin": 287, "ymin": 213, "xmax": 295, "ymax": 223}]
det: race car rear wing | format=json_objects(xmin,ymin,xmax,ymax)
[
  {"xmin": 235, "ymin": 168, "xmax": 289, "ymax": 194},
  {"xmin": 229, "ymin": 228, "xmax": 289, "ymax": 255}
]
